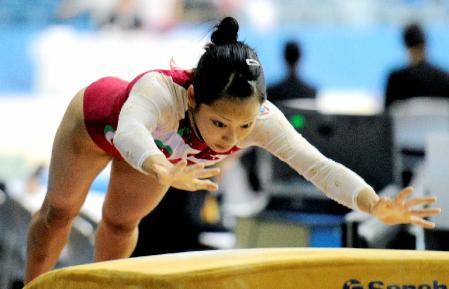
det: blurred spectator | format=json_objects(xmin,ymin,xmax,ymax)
[
  {"xmin": 140, "ymin": 0, "xmax": 183, "ymax": 31},
  {"xmin": 56, "ymin": 0, "xmax": 182, "ymax": 31},
  {"xmin": 103, "ymin": 0, "xmax": 144, "ymax": 30},
  {"xmin": 215, "ymin": 0, "xmax": 242, "ymax": 18},
  {"xmin": 384, "ymin": 23, "xmax": 449, "ymax": 108},
  {"xmin": 56, "ymin": 0, "xmax": 118, "ymax": 28},
  {"xmin": 267, "ymin": 40, "xmax": 318, "ymax": 104}
]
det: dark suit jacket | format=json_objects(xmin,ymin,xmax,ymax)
[
  {"xmin": 267, "ymin": 75, "xmax": 317, "ymax": 103},
  {"xmin": 385, "ymin": 61, "xmax": 449, "ymax": 108}
]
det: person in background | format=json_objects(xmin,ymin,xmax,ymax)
[
  {"xmin": 103, "ymin": 0, "xmax": 144, "ymax": 30},
  {"xmin": 384, "ymin": 23, "xmax": 449, "ymax": 108},
  {"xmin": 384, "ymin": 22, "xmax": 449, "ymax": 187},
  {"xmin": 267, "ymin": 40, "xmax": 317, "ymax": 103},
  {"xmin": 241, "ymin": 40, "xmax": 318, "ymax": 193},
  {"xmin": 384, "ymin": 23, "xmax": 449, "ymax": 251},
  {"xmin": 24, "ymin": 17, "xmax": 441, "ymax": 284},
  {"xmin": 56, "ymin": 0, "xmax": 147, "ymax": 30}
]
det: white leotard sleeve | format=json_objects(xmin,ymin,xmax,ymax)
[
  {"xmin": 114, "ymin": 72, "xmax": 186, "ymax": 174},
  {"xmin": 243, "ymin": 102, "xmax": 371, "ymax": 210}
]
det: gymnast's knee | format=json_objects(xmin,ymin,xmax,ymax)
[
  {"xmin": 100, "ymin": 216, "xmax": 138, "ymax": 238},
  {"xmin": 40, "ymin": 202, "xmax": 79, "ymax": 230}
]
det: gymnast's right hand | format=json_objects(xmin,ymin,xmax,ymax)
[{"xmin": 145, "ymin": 156, "xmax": 221, "ymax": 191}]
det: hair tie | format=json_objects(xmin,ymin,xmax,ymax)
[{"xmin": 246, "ymin": 58, "xmax": 260, "ymax": 66}]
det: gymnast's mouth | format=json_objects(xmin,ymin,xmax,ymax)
[{"xmin": 213, "ymin": 144, "xmax": 231, "ymax": 152}]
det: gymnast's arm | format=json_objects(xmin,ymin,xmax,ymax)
[
  {"xmin": 244, "ymin": 104, "xmax": 371, "ymax": 211},
  {"xmin": 243, "ymin": 103, "xmax": 441, "ymax": 228},
  {"xmin": 113, "ymin": 72, "xmax": 220, "ymax": 191},
  {"xmin": 114, "ymin": 72, "xmax": 173, "ymax": 176}
]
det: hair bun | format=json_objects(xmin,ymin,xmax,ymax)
[{"xmin": 211, "ymin": 17, "xmax": 239, "ymax": 45}]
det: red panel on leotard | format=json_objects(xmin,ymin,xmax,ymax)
[
  {"xmin": 83, "ymin": 69, "xmax": 240, "ymax": 166},
  {"xmin": 83, "ymin": 70, "xmax": 193, "ymax": 160}
]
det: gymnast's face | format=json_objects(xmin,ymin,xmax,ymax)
[{"xmin": 188, "ymin": 88, "xmax": 261, "ymax": 153}]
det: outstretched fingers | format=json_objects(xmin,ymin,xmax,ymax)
[
  {"xmin": 409, "ymin": 206, "xmax": 441, "ymax": 229},
  {"xmin": 197, "ymin": 167, "xmax": 221, "ymax": 179},
  {"xmin": 406, "ymin": 196, "xmax": 437, "ymax": 208},
  {"xmin": 410, "ymin": 216, "xmax": 436, "ymax": 229},
  {"xmin": 152, "ymin": 160, "xmax": 187, "ymax": 185},
  {"xmin": 187, "ymin": 164, "xmax": 220, "ymax": 191},
  {"xmin": 411, "ymin": 208, "xmax": 442, "ymax": 217},
  {"xmin": 185, "ymin": 163, "xmax": 221, "ymax": 179},
  {"xmin": 184, "ymin": 163, "xmax": 205, "ymax": 174},
  {"xmin": 395, "ymin": 186, "xmax": 414, "ymax": 205},
  {"xmin": 193, "ymin": 179, "xmax": 219, "ymax": 191}
]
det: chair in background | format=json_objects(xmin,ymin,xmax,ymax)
[
  {"xmin": 424, "ymin": 134, "xmax": 449, "ymax": 250},
  {"xmin": 389, "ymin": 97, "xmax": 449, "ymax": 249},
  {"xmin": 0, "ymin": 188, "xmax": 12, "ymax": 289},
  {"xmin": 388, "ymin": 97, "xmax": 449, "ymax": 186},
  {"xmin": 0, "ymin": 187, "xmax": 97, "ymax": 288},
  {"xmin": 345, "ymin": 97, "xmax": 449, "ymax": 250},
  {"xmin": 0, "ymin": 192, "xmax": 33, "ymax": 289}
]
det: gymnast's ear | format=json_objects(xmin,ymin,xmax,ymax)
[{"xmin": 187, "ymin": 85, "xmax": 197, "ymax": 110}]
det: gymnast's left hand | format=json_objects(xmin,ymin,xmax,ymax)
[{"xmin": 371, "ymin": 187, "xmax": 442, "ymax": 229}]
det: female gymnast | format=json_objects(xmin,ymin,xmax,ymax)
[{"xmin": 25, "ymin": 16, "xmax": 441, "ymax": 283}]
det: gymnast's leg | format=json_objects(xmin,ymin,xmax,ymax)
[
  {"xmin": 95, "ymin": 158, "xmax": 169, "ymax": 261},
  {"xmin": 24, "ymin": 90, "xmax": 111, "ymax": 284}
]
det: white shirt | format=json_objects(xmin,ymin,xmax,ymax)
[{"xmin": 114, "ymin": 71, "xmax": 371, "ymax": 210}]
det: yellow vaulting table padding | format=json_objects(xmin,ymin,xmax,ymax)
[{"xmin": 25, "ymin": 248, "xmax": 449, "ymax": 289}]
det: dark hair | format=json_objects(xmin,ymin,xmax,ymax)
[
  {"xmin": 193, "ymin": 17, "xmax": 266, "ymax": 105},
  {"xmin": 403, "ymin": 23, "xmax": 426, "ymax": 49},
  {"xmin": 284, "ymin": 40, "xmax": 301, "ymax": 66}
]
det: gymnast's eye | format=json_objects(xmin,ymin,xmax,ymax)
[
  {"xmin": 241, "ymin": 122, "xmax": 253, "ymax": 129},
  {"xmin": 212, "ymin": 120, "xmax": 226, "ymax": 128}
]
